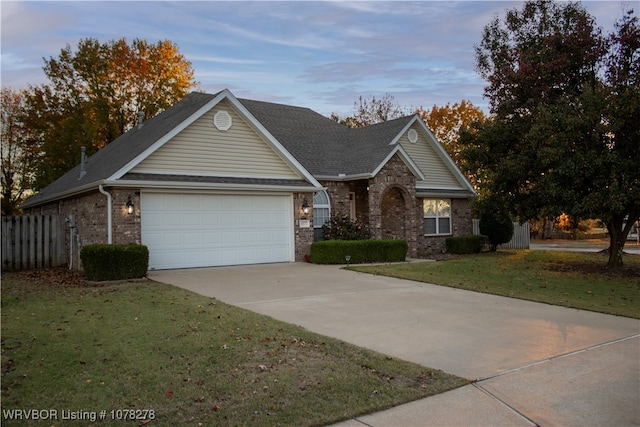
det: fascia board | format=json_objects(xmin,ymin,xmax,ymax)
[
  {"xmin": 371, "ymin": 145, "xmax": 425, "ymax": 180},
  {"xmin": 389, "ymin": 115, "xmax": 420, "ymax": 146},
  {"xmin": 108, "ymin": 90, "xmax": 233, "ymax": 181},
  {"xmin": 107, "ymin": 179, "xmax": 323, "ymax": 193},
  {"xmin": 224, "ymin": 93, "xmax": 324, "ymax": 189},
  {"xmin": 399, "ymin": 116, "xmax": 477, "ymax": 195},
  {"xmin": 19, "ymin": 180, "xmax": 104, "ymax": 209},
  {"xmin": 314, "ymin": 173, "xmax": 373, "ymax": 181}
]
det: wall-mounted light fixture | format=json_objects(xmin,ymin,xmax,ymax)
[
  {"xmin": 301, "ymin": 198, "xmax": 309, "ymax": 216},
  {"xmin": 126, "ymin": 196, "xmax": 134, "ymax": 215}
]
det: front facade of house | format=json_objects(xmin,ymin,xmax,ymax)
[{"xmin": 21, "ymin": 90, "xmax": 475, "ymax": 270}]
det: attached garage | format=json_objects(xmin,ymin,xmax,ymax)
[{"xmin": 141, "ymin": 192, "xmax": 294, "ymax": 270}]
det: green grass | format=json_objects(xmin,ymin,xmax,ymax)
[
  {"xmin": 350, "ymin": 250, "xmax": 640, "ymax": 319},
  {"xmin": 1, "ymin": 275, "xmax": 467, "ymax": 426}
]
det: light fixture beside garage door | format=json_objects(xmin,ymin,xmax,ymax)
[{"xmin": 214, "ymin": 110, "xmax": 232, "ymax": 131}]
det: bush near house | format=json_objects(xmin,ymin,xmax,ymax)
[
  {"xmin": 445, "ymin": 235, "xmax": 484, "ymax": 254},
  {"xmin": 311, "ymin": 240, "xmax": 408, "ymax": 264},
  {"xmin": 322, "ymin": 214, "xmax": 371, "ymax": 240},
  {"xmin": 80, "ymin": 244, "xmax": 149, "ymax": 281}
]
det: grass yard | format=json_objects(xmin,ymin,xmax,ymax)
[
  {"xmin": 350, "ymin": 250, "xmax": 640, "ymax": 319},
  {"xmin": 1, "ymin": 271, "xmax": 467, "ymax": 426}
]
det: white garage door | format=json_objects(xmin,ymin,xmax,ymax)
[{"xmin": 141, "ymin": 192, "xmax": 293, "ymax": 270}]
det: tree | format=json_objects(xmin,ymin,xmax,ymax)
[
  {"xmin": 23, "ymin": 38, "xmax": 197, "ymax": 189},
  {"xmin": 331, "ymin": 93, "xmax": 409, "ymax": 128},
  {"xmin": 461, "ymin": 0, "xmax": 639, "ymax": 268},
  {"xmin": 479, "ymin": 203, "xmax": 514, "ymax": 251},
  {"xmin": 1, "ymin": 88, "xmax": 40, "ymax": 215},
  {"xmin": 415, "ymin": 100, "xmax": 486, "ymax": 167}
]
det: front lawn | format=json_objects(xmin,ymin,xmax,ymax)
[
  {"xmin": 1, "ymin": 271, "xmax": 467, "ymax": 426},
  {"xmin": 350, "ymin": 250, "xmax": 640, "ymax": 319}
]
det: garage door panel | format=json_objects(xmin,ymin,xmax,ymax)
[{"xmin": 142, "ymin": 193, "xmax": 293, "ymax": 269}]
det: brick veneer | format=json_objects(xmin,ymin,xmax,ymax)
[
  {"xmin": 416, "ymin": 198, "xmax": 473, "ymax": 256},
  {"xmin": 293, "ymin": 192, "xmax": 314, "ymax": 261},
  {"xmin": 28, "ymin": 188, "xmax": 315, "ymax": 267}
]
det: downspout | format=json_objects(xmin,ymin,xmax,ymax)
[{"xmin": 98, "ymin": 184, "xmax": 113, "ymax": 244}]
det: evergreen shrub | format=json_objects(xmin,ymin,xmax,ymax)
[
  {"xmin": 80, "ymin": 244, "xmax": 149, "ymax": 281},
  {"xmin": 445, "ymin": 235, "xmax": 483, "ymax": 254},
  {"xmin": 310, "ymin": 240, "xmax": 407, "ymax": 264}
]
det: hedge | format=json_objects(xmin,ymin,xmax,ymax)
[
  {"xmin": 445, "ymin": 235, "xmax": 483, "ymax": 254},
  {"xmin": 80, "ymin": 244, "xmax": 149, "ymax": 281},
  {"xmin": 310, "ymin": 240, "xmax": 408, "ymax": 264}
]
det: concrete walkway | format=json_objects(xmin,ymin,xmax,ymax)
[{"xmin": 149, "ymin": 263, "xmax": 640, "ymax": 426}]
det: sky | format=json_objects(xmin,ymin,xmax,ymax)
[{"xmin": 0, "ymin": 1, "xmax": 635, "ymax": 117}]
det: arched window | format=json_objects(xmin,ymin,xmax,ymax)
[{"xmin": 313, "ymin": 191, "xmax": 330, "ymax": 241}]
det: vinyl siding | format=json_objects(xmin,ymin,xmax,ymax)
[
  {"xmin": 399, "ymin": 125, "xmax": 463, "ymax": 189},
  {"xmin": 131, "ymin": 100, "xmax": 300, "ymax": 179}
]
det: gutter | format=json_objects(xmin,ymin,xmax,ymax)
[{"xmin": 98, "ymin": 185, "xmax": 113, "ymax": 244}]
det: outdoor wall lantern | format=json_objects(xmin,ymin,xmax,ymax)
[
  {"xmin": 126, "ymin": 197, "xmax": 135, "ymax": 215},
  {"xmin": 301, "ymin": 199, "xmax": 309, "ymax": 216}
]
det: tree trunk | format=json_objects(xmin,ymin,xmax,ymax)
[
  {"xmin": 607, "ymin": 225, "xmax": 624, "ymax": 269},
  {"xmin": 606, "ymin": 213, "xmax": 638, "ymax": 269}
]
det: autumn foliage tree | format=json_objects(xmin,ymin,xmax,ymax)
[
  {"xmin": 1, "ymin": 88, "xmax": 40, "ymax": 214},
  {"xmin": 23, "ymin": 38, "xmax": 197, "ymax": 189},
  {"xmin": 460, "ymin": 0, "xmax": 639, "ymax": 268},
  {"xmin": 415, "ymin": 100, "xmax": 485, "ymax": 170}
]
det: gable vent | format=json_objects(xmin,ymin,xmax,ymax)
[
  {"xmin": 407, "ymin": 129, "xmax": 418, "ymax": 143},
  {"xmin": 214, "ymin": 110, "xmax": 232, "ymax": 131}
]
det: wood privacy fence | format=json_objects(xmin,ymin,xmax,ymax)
[
  {"xmin": 473, "ymin": 219, "xmax": 530, "ymax": 249},
  {"xmin": 1, "ymin": 215, "xmax": 67, "ymax": 271}
]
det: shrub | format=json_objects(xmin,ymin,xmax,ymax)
[
  {"xmin": 322, "ymin": 214, "xmax": 370, "ymax": 240},
  {"xmin": 311, "ymin": 240, "xmax": 407, "ymax": 264},
  {"xmin": 479, "ymin": 209, "xmax": 514, "ymax": 251},
  {"xmin": 445, "ymin": 235, "xmax": 483, "ymax": 254},
  {"xmin": 80, "ymin": 244, "xmax": 149, "ymax": 281}
]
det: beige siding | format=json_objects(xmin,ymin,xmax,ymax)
[
  {"xmin": 132, "ymin": 100, "xmax": 300, "ymax": 179},
  {"xmin": 399, "ymin": 125, "xmax": 463, "ymax": 189}
]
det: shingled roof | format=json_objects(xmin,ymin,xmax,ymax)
[
  {"xmin": 240, "ymin": 98, "xmax": 416, "ymax": 177},
  {"xmin": 22, "ymin": 90, "xmax": 425, "ymax": 209}
]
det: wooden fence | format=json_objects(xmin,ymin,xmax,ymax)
[
  {"xmin": 473, "ymin": 219, "xmax": 530, "ymax": 249},
  {"xmin": 1, "ymin": 215, "xmax": 67, "ymax": 271}
]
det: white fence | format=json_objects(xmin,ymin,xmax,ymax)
[
  {"xmin": 472, "ymin": 219, "xmax": 530, "ymax": 249},
  {"xmin": 1, "ymin": 215, "xmax": 67, "ymax": 271}
]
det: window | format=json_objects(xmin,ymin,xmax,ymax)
[
  {"xmin": 313, "ymin": 191, "xmax": 330, "ymax": 241},
  {"xmin": 423, "ymin": 199, "xmax": 451, "ymax": 235}
]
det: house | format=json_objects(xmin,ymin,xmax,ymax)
[{"xmin": 21, "ymin": 89, "xmax": 476, "ymax": 270}]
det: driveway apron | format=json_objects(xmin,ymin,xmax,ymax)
[{"xmin": 149, "ymin": 262, "xmax": 640, "ymax": 426}]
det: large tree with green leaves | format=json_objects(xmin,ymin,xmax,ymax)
[
  {"xmin": 23, "ymin": 38, "xmax": 197, "ymax": 189},
  {"xmin": 460, "ymin": 0, "xmax": 639, "ymax": 268}
]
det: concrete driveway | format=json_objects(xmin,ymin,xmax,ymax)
[{"xmin": 149, "ymin": 262, "xmax": 640, "ymax": 426}]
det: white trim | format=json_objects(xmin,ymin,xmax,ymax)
[
  {"xmin": 121, "ymin": 169, "xmax": 305, "ymax": 181},
  {"xmin": 108, "ymin": 89, "xmax": 323, "ymax": 189},
  {"xmin": 370, "ymin": 145, "xmax": 425, "ymax": 180},
  {"xmin": 110, "ymin": 91, "xmax": 230, "ymax": 180},
  {"xmin": 107, "ymin": 179, "xmax": 321, "ymax": 193},
  {"xmin": 391, "ymin": 115, "xmax": 477, "ymax": 196}
]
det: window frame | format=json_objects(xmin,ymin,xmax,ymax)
[
  {"xmin": 312, "ymin": 191, "xmax": 331, "ymax": 229},
  {"xmin": 423, "ymin": 198, "xmax": 452, "ymax": 236}
]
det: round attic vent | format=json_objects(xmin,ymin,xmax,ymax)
[
  {"xmin": 407, "ymin": 129, "xmax": 418, "ymax": 143},
  {"xmin": 214, "ymin": 110, "xmax": 232, "ymax": 131}
]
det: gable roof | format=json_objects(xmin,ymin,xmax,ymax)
[
  {"xmin": 239, "ymin": 99, "xmax": 424, "ymax": 180},
  {"xmin": 21, "ymin": 89, "xmax": 474, "ymax": 209}
]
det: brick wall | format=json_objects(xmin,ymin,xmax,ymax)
[
  {"xmin": 416, "ymin": 197, "xmax": 473, "ymax": 256},
  {"xmin": 368, "ymin": 154, "xmax": 418, "ymax": 257},
  {"xmin": 294, "ymin": 192, "xmax": 314, "ymax": 261},
  {"xmin": 27, "ymin": 188, "xmax": 142, "ymax": 268}
]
